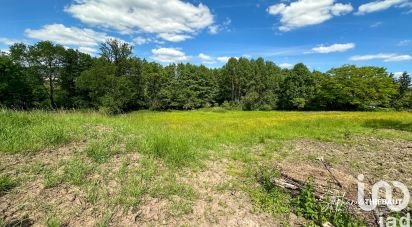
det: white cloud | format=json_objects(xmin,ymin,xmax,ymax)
[
  {"xmin": 78, "ymin": 46, "xmax": 99, "ymax": 55},
  {"xmin": 208, "ymin": 18, "xmax": 232, "ymax": 34},
  {"xmin": 198, "ymin": 53, "xmax": 216, "ymax": 64},
  {"xmin": 312, "ymin": 43, "xmax": 355, "ymax": 53},
  {"xmin": 25, "ymin": 24, "xmax": 114, "ymax": 53},
  {"xmin": 279, "ymin": 63, "xmax": 294, "ymax": 69},
  {"xmin": 393, "ymin": 72, "xmax": 404, "ymax": 78},
  {"xmin": 208, "ymin": 25, "xmax": 219, "ymax": 34},
  {"xmin": 151, "ymin": 48, "xmax": 189, "ymax": 63},
  {"xmin": 349, "ymin": 53, "xmax": 412, "ymax": 62},
  {"xmin": 65, "ymin": 0, "xmax": 215, "ymax": 42},
  {"xmin": 217, "ymin": 56, "xmax": 231, "ymax": 63},
  {"xmin": 157, "ymin": 33, "xmax": 192, "ymax": 42},
  {"xmin": 133, "ymin": 36, "xmax": 149, "ymax": 45},
  {"xmin": 0, "ymin": 38, "xmax": 26, "ymax": 46},
  {"xmin": 398, "ymin": 39, "xmax": 411, "ymax": 46},
  {"xmin": 267, "ymin": 0, "xmax": 353, "ymax": 31},
  {"xmin": 356, "ymin": 0, "xmax": 408, "ymax": 15},
  {"xmin": 370, "ymin": 21, "xmax": 383, "ymax": 28},
  {"xmin": 0, "ymin": 49, "xmax": 10, "ymax": 54}
]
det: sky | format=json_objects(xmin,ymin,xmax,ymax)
[{"xmin": 0, "ymin": 0, "xmax": 411, "ymax": 74}]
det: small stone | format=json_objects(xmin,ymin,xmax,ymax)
[{"xmin": 323, "ymin": 222, "xmax": 334, "ymax": 227}]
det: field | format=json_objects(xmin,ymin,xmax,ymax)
[{"xmin": 1, "ymin": 109, "xmax": 411, "ymax": 226}]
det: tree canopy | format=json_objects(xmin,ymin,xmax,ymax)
[{"xmin": 0, "ymin": 40, "xmax": 410, "ymax": 113}]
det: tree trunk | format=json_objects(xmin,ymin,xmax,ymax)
[{"xmin": 49, "ymin": 73, "xmax": 55, "ymax": 108}]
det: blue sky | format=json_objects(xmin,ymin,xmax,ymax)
[{"xmin": 1, "ymin": 0, "xmax": 411, "ymax": 74}]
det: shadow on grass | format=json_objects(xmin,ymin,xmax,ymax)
[
  {"xmin": 1, "ymin": 217, "xmax": 34, "ymax": 227},
  {"xmin": 363, "ymin": 120, "xmax": 412, "ymax": 132}
]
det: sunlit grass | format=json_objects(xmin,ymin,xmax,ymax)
[{"xmin": 1, "ymin": 109, "xmax": 411, "ymax": 167}]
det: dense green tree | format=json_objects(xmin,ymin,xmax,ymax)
[
  {"xmin": 279, "ymin": 63, "xmax": 315, "ymax": 110},
  {"xmin": 29, "ymin": 41, "xmax": 66, "ymax": 108},
  {"xmin": 59, "ymin": 49, "xmax": 93, "ymax": 107},
  {"xmin": 76, "ymin": 60, "xmax": 135, "ymax": 113},
  {"xmin": 0, "ymin": 39, "xmax": 410, "ymax": 112},
  {"xmin": 0, "ymin": 55, "xmax": 45, "ymax": 108},
  {"xmin": 327, "ymin": 65, "xmax": 397, "ymax": 109},
  {"xmin": 160, "ymin": 64, "xmax": 217, "ymax": 110},
  {"xmin": 398, "ymin": 72, "xmax": 411, "ymax": 97},
  {"xmin": 393, "ymin": 72, "xmax": 412, "ymax": 109},
  {"xmin": 100, "ymin": 39, "xmax": 133, "ymax": 77}
]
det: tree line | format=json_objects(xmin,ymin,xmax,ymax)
[{"xmin": 0, "ymin": 39, "xmax": 411, "ymax": 113}]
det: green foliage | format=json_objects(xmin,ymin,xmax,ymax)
[
  {"xmin": 280, "ymin": 63, "xmax": 315, "ymax": 110},
  {"xmin": 0, "ymin": 39, "xmax": 409, "ymax": 112},
  {"xmin": 393, "ymin": 72, "xmax": 412, "ymax": 110},
  {"xmin": 0, "ymin": 55, "xmax": 45, "ymax": 109},
  {"xmin": 296, "ymin": 179, "xmax": 365, "ymax": 227},
  {"xmin": 0, "ymin": 175, "xmax": 17, "ymax": 195},
  {"xmin": 320, "ymin": 65, "xmax": 398, "ymax": 110},
  {"xmin": 252, "ymin": 167, "xmax": 291, "ymax": 214},
  {"xmin": 296, "ymin": 179, "xmax": 319, "ymax": 221}
]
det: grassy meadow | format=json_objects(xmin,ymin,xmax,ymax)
[{"xmin": 1, "ymin": 109, "xmax": 411, "ymax": 226}]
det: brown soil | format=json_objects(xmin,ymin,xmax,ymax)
[{"xmin": 1, "ymin": 136, "xmax": 411, "ymax": 226}]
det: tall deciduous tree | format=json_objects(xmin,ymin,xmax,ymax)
[
  {"xmin": 100, "ymin": 39, "xmax": 133, "ymax": 76},
  {"xmin": 279, "ymin": 63, "xmax": 315, "ymax": 110},
  {"xmin": 29, "ymin": 41, "xmax": 66, "ymax": 108}
]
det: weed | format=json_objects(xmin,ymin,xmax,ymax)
[
  {"xmin": 295, "ymin": 179, "xmax": 365, "ymax": 227},
  {"xmin": 0, "ymin": 175, "xmax": 17, "ymax": 195},
  {"xmin": 46, "ymin": 216, "xmax": 62, "ymax": 227},
  {"xmin": 252, "ymin": 167, "xmax": 291, "ymax": 214}
]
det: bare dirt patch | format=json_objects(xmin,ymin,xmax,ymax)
[
  {"xmin": 178, "ymin": 160, "xmax": 279, "ymax": 226},
  {"xmin": 0, "ymin": 142, "xmax": 86, "ymax": 176},
  {"xmin": 275, "ymin": 137, "xmax": 412, "ymax": 226},
  {"xmin": 111, "ymin": 160, "xmax": 281, "ymax": 227},
  {"xmin": 282, "ymin": 137, "xmax": 412, "ymax": 187},
  {"xmin": 0, "ymin": 142, "xmax": 142, "ymax": 226}
]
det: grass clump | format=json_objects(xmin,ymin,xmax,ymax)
[
  {"xmin": 0, "ymin": 175, "xmax": 17, "ymax": 195},
  {"xmin": 117, "ymin": 157, "xmax": 157, "ymax": 207},
  {"xmin": 63, "ymin": 157, "xmax": 93, "ymax": 186},
  {"xmin": 85, "ymin": 134, "xmax": 124, "ymax": 163},
  {"xmin": 46, "ymin": 216, "xmax": 63, "ymax": 227},
  {"xmin": 141, "ymin": 131, "xmax": 199, "ymax": 168},
  {"xmin": 43, "ymin": 166, "xmax": 63, "ymax": 188}
]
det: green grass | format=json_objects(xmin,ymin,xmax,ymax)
[
  {"xmin": 2, "ymin": 109, "xmax": 411, "ymax": 167},
  {"xmin": 63, "ymin": 157, "xmax": 93, "ymax": 186},
  {"xmin": 0, "ymin": 175, "xmax": 17, "ymax": 195}
]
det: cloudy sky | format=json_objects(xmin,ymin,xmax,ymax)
[{"xmin": 1, "ymin": 0, "xmax": 411, "ymax": 73}]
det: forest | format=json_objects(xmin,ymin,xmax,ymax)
[{"xmin": 1, "ymin": 39, "xmax": 411, "ymax": 113}]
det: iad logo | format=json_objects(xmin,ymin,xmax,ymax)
[{"xmin": 357, "ymin": 174, "xmax": 410, "ymax": 212}]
